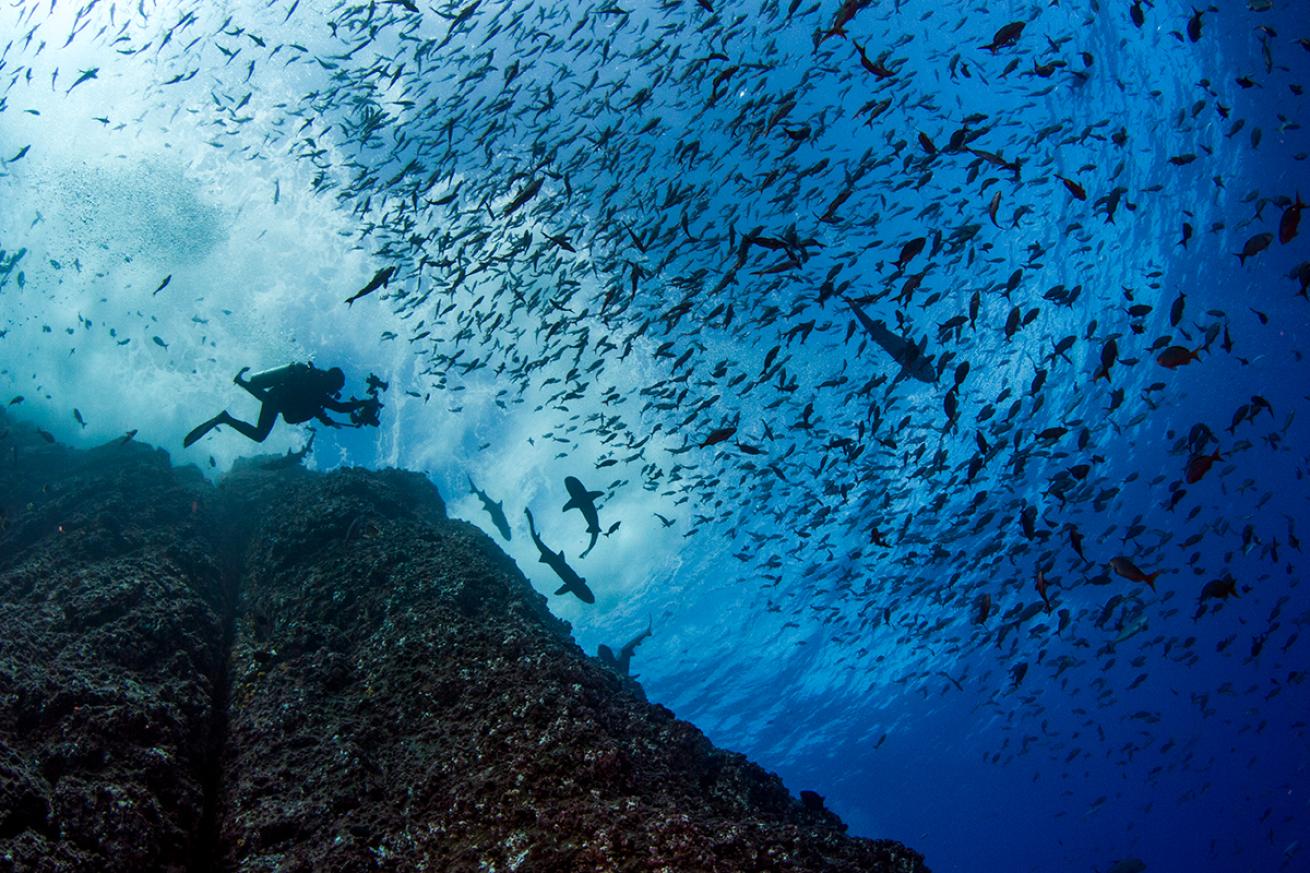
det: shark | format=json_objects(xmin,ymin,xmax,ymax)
[
  {"xmin": 845, "ymin": 297, "xmax": 938, "ymax": 383},
  {"xmin": 598, "ymin": 620, "xmax": 652, "ymax": 677},
  {"xmin": 468, "ymin": 475, "xmax": 511, "ymax": 541},
  {"xmin": 525, "ymin": 508, "xmax": 594, "ymax": 603},
  {"xmin": 562, "ymin": 475, "xmax": 604, "ymax": 558}
]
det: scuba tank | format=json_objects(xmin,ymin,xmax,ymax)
[{"xmin": 245, "ymin": 362, "xmax": 311, "ymax": 389}]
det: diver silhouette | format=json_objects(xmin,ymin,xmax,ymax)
[{"xmin": 183, "ymin": 362, "xmax": 385, "ymax": 448}]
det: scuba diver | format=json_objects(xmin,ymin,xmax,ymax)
[{"xmin": 183, "ymin": 362, "xmax": 386, "ymax": 448}]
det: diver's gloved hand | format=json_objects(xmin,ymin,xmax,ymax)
[{"xmin": 234, "ymin": 366, "xmax": 251, "ymax": 386}]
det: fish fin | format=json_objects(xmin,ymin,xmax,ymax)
[
  {"xmin": 587, "ymin": 489, "xmax": 603, "ymax": 501},
  {"xmin": 554, "ymin": 584, "xmax": 570, "ymax": 595},
  {"xmin": 563, "ymin": 496, "xmax": 580, "ymax": 511}
]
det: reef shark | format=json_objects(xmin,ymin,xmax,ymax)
[
  {"xmin": 562, "ymin": 475, "xmax": 604, "ymax": 558},
  {"xmin": 845, "ymin": 297, "xmax": 938, "ymax": 383},
  {"xmin": 468, "ymin": 475, "xmax": 511, "ymax": 541},
  {"xmin": 525, "ymin": 508, "xmax": 595, "ymax": 603},
  {"xmin": 598, "ymin": 620, "xmax": 652, "ymax": 677}
]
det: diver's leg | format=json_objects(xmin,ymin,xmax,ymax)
[{"xmin": 220, "ymin": 404, "xmax": 278, "ymax": 443}]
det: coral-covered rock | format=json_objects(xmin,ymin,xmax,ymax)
[
  {"xmin": 213, "ymin": 461, "xmax": 924, "ymax": 872},
  {"xmin": 0, "ymin": 414, "xmax": 229, "ymax": 873},
  {"xmin": 0, "ymin": 413, "xmax": 926, "ymax": 872}
]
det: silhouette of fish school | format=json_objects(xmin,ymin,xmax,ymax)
[{"xmin": 3, "ymin": 1, "xmax": 1307, "ymax": 866}]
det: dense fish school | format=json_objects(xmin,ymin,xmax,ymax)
[{"xmin": 0, "ymin": 0, "xmax": 1306, "ymax": 870}]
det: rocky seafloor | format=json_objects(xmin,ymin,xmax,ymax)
[{"xmin": 0, "ymin": 410, "xmax": 927, "ymax": 872}]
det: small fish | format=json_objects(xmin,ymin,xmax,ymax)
[
  {"xmin": 118, "ymin": 429, "xmax": 138, "ymax": 445},
  {"xmin": 502, "ymin": 177, "xmax": 542, "ymax": 217},
  {"xmin": 152, "ymin": 275, "xmax": 172, "ymax": 295},
  {"xmin": 1235, "ymin": 232, "xmax": 1273, "ymax": 265},
  {"xmin": 1156, "ymin": 345, "xmax": 1200, "ymax": 368},
  {"xmin": 543, "ymin": 232, "xmax": 575, "ymax": 252},
  {"xmin": 1068, "ymin": 525, "xmax": 1086, "ymax": 561},
  {"xmin": 152, "ymin": 335, "xmax": 168, "ymax": 349},
  {"xmin": 893, "ymin": 236, "xmax": 926, "ymax": 271},
  {"xmin": 1035, "ymin": 570, "xmax": 1053, "ymax": 613},
  {"xmin": 1169, "ymin": 292, "xmax": 1186, "ymax": 326},
  {"xmin": 1185, "ymin": 450, "xmax": 1222, "ymax": 484},
  {"xmin": 1109, "ymin": 557, "xmax": 1161, "ymax": 591},
  {"xmin": 345, "ymin": 266, "xmax": 396, "ymax": 306},
  {"xmin": 73, "ymin": 408, "xmax": 86, "ymax": 428},
  {"xmin": 700, "ymin": 426, "xmax": 737, "ymax": 447},
  {"xmin": 1280, "ymin": 194, "xmax": 1304, "ymax": 244},
  {"xmin": 65, "ymin": 67, "xmax": 99, "ymax": 95},
  {"xmin": 1056, "ymin": 175, "xmax": 1086, "ymax": 201},
  {"xmin": 1198, "ymin": 575, "xmax": 1238, "ymax": 602},
  {"xmin": 1092, "ymin": 337, "xmax": 1118, "ymax": 382},
  {"xmin": 981, "ymin": 21, "xmax": 1025, "ymax": 52}
]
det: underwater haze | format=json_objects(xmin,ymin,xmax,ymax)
[{"xmin": 1, "ymin": 0, "xmax": 1307, "ymax": 871}]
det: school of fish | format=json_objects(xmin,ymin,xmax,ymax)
[{"xmin": 1, "ymin": 0, "xmax": 1307, "ymax": 869}]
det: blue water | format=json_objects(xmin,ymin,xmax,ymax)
[{"xmin": 1, "ymin": 1, "xmax": 1307, "ymax": 871}]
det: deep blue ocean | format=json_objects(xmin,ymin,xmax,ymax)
[{"xmin": 2, "ymin": 0, "xmax": 1307, "ymax": 870}]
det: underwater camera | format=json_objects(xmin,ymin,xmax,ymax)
[{"xmin": 352, "ymin": 372, "xmax": 388, "ymax": 427}]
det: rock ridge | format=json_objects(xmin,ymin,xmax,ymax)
[{"xmin": 0, "ymin": 411, "xmax": 927, "ymax": 873}]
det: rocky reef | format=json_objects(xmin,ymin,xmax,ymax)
[{"xmin": 0, "ymin": 410, "xmax": 927, "ymax": 873}]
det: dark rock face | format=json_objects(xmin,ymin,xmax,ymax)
[
  {"xmin": 0, "ymin": 420, "xmax": 228, "ymax": 873},
  {"xmin": 0, "ymin": 412, "xmax": 927, "ymax": 873}
]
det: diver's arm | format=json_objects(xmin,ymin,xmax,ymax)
[
  {"xmin": 322, "ymin": 397, "xmax": 365, "ymax": 413},
  {"xmin": 314, "ymin": 410, "xmax": 344, "ymax": 428}
]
